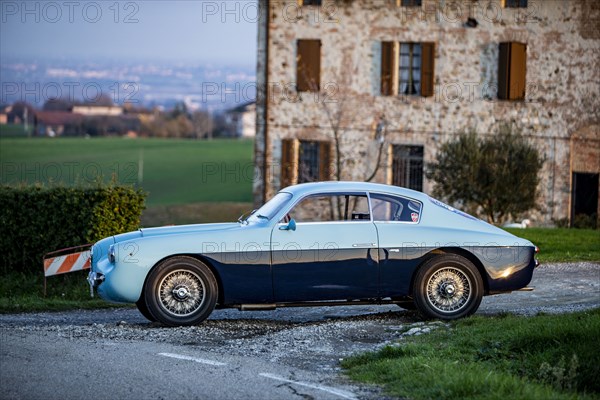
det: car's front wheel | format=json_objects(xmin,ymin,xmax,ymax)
[
  {"xmin": 136, "ymin": 294, "xmax": 156, "ymax": 322},
  {"xmin": 413, "ymin": 254, "xmax": 483, "ymax": 320},
  {"xmin": 144, "ymin": 256, "xmax": 218, "ymax": 326}
]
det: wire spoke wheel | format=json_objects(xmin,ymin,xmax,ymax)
[
  {"xmin": 426, "ymin": 267, "xmax": 472, "ymax": 313},
  {"xmin": 413, "ymin": 254, "xmax": 483, "ymax": 320},
  {"xmin": 158, "ymin": 269, "xmax": 206, "ymax": 317},
  {"xmin": 145, "ymin": 257, "xmax": 218, "ymax": 326}
]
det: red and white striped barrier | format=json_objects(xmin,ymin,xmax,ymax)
[{"xmin": 43, "ymin": 246, "xmax": 91, "ymax": 277}]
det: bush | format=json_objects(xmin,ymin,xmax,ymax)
[
  {"xmin": 427, "ymin": 125, "xmax": 544, "ymax": 224},
  {"xmin": 0, "ymin": 185, "xmax": 146, "ymax": 275}
]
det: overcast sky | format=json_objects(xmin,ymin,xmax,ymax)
[{"xmin": 0, "ymin": 0, "xmax": 258, "ymax": 65}]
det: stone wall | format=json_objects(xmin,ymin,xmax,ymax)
[{"xmin": 256, "ymin": 0, "xmax": 600, "ymax": 225}]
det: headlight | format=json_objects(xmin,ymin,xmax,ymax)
[{"xmin": 108, "ymin": 244, "xmax": 116, "ymax": 263}]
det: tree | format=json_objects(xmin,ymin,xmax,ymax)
[
  {"xmin": 427, "ymin": 125, "xmax": 544, "ymax": 224},
  {"xmin": 301, "ymin": 63, "xmax": 388, "ymax": 218},
  {"xmin": 192, "ymin": 110, "xmax": 213, "ymax": 139},
  {"xmin": 305, "ymin": 65, "xmax": 388, "ymax": 183}
]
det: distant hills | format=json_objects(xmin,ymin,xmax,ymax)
[{"xmin": 0, "ymin": 58, "xmax": 256, "ymax": 113}]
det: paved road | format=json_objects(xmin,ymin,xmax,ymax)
[{"xmin": 1, "ymin": 262, "xmax": 598, "ymax": 400}]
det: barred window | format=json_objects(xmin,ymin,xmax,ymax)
[
  {"xmin": 392, "ymin": 145, "xmax": 424, "ymax": 191},
  {"xmin": 281, "ymin": 139, "xmax": 331, "ymax": 187}
]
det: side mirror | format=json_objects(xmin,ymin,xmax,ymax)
[{"xmin": 279, "ymin": 218, "xmax": 296, "ymax": 231}]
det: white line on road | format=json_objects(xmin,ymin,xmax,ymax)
[
  {"xmin": 259, "ymin": 373, "xmax": 358, "ymax": 400},
  {"xmin": 158, "ymin": 352, "xmax": 227, "ymax": 366}
]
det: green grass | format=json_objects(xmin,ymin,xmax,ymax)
[
  {"xmin": 343, "ymin": 309, "xmax": 600, "ymax": 400},
  {"xmin": 0, "ymin": 271, "xmax": 130, "ymax": 313},
  {"xmin": 0, "ymin": 137, "xmax": 254, "ymax": 206},
  {"xmin": 505, "ymin": 228, "xmax": 600, "ymax": 262}
]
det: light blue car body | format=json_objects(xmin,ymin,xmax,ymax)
[{"xmin": 90, "ymin": 181, "xmax": 536, "ymax": 307}]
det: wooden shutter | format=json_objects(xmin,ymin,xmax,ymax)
[
  {"xmin": 318, "ymin": 141, "xmax": 331, "ymax": 181},
  {"xmin": 381, "ymin": 41, "xmax": 395, "ymax": 96},
  {"xmin": 297, "ymin": 40, "xmax": 321, "ymax": 92},
  {"xmin": 420, "ymin": 42, "xmax": 435, "ymax": 97},
  {"xmin": 498, "ymin": 42, "xmax": 526, "ymax": 100},
  {"xmin": 281, "ymin": 138, "xmax": 298, "ymax": 187},
  {"xmin": 509, "ymin": 42, "xmax": 526, "ymax": 100}
]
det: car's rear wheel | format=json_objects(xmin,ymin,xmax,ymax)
[
  {"xmin": 413, "ymin": 254, "xmax": 483, "ymax": 320},
  {"xmin": 144, "ymin": 256, "xmax": 218, "ymax": 326},
  {"xmin": 392, "ymin": 297, "xmax": 416, "ymax": 310}
]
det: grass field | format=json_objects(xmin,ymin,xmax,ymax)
[
  {"xmin": 0, "ymin": 137, "xmax": 254, "ymax": 207},
  {"xmin": 343, "ymin": 309, "xmax": 600, "ymax": 400},
  {"xmin": 505, "ymin": 228, "xmax": 600, "ymax": 263}
]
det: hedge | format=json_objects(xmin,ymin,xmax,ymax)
[{"xmin": 0, "ymin": 185, "xmax": 146, "ymax": 274}]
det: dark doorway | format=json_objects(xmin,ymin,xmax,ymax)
[{"xmin": 571, "ymin": 172, "xmax": 599, "ymax": 228}]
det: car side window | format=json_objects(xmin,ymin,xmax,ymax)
[
  {"xmin": 287, "ymin": 194, "xmax": 370, "ymax": 223},
  {"xmin": 370, "ymin": 193, "xmax": 422, "ymax": 223}
]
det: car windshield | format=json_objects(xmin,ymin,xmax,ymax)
[{"xmin": 246, "ymin": 192, "xmax": 293, "ymax": 222}]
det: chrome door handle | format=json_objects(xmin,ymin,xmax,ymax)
[{"xmin": 352, "ymin": 243, "xmax": 376, "ymax": 247}]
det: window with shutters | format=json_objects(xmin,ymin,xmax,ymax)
[
  {"xmin": 392, "ymin": 145, "xmax": 424, "ymax": 191},
  {"xmin": 400, "ymin": 0, "xmax": 422, "ymax": 6},
  {"xmin": 297, "ymin": 40, "xmax": 321, "ymax": 92},
  {"xmin": 502, "ymin": 0, "xmax": 527, "ymax": 7},
  {"xmin": 380, "ymin": 42, "xmax": 434, "ymax": 97},
  {"xmin": 280, "ymin": 139, "xmax": 331, "ymax": 187},
  {"xmin": 399, "ymin": 43, "xmax": 422, "ymax": 95},
  {"xmin": 498, "ymin": 42, "xmax": 527, "ymax": 101}
]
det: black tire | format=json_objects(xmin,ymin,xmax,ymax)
[
  {"xmin": 136, "ymin": 295, "xmax": 156, "ymax": 322},
  {"xmin": 144, "ymin": 256, "xmax": 218, "ymax": 327},
  {"xmin": 413, "ymin": 254, "xmax": 483, "ymax": 320},
  {"xmin": 396, "ymin": 300, "xmax": 417, "ymax": 310},
  {"xmin": 392, "ymin": 296, "xmax": 417, "ymax": 310}
]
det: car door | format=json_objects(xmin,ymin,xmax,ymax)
[
  {"xmin": 271, "ymin": 192, "xmax": 379, "ymax": 302},
  {"xmin": 370, "ymin": 192, "xmax": 425, "ymax": 297}
]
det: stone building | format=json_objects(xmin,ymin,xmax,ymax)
[{"xmin": 254, "ymin": 0, "xmax": 600, "ymax": 226}]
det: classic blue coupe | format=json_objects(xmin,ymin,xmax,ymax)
[{"xmin": 88, "ymin": 181, "xmax": 539, "ymax": 326}]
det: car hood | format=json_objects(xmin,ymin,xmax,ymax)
[{"xmin": 139, "ymin": 222, "xmax": 241, "ymax": 237}]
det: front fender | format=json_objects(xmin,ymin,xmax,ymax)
[{"xmin": 97, "ymin": 227, "xmax": 272, "ymax": 304}]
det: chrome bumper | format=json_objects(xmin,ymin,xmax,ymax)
[{"xmin": 87, "ymin": 271, "xmax": 105, "ymax": 297}]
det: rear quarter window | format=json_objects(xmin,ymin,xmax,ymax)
[{"xmin": 370, "ymin": 193, "xmax": 423, "ymax": 223}]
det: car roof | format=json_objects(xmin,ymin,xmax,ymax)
[{"xmin": 280, "ymin": 181, "xmax": 429, "ymax": 202}]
